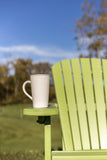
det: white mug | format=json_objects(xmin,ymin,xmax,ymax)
[{"xmin": 22, "ymin": 74, "xmax": 50, "ymax": 108}]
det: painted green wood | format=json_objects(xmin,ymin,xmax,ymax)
[
  {"xmin": 102, "ymin": 59, "xmax": 107, "ymax": 105},
  {"xmin": 24, "ymin": 103, "xmax": 58, "ymax": 116},
  {"xmin": 52, "ymin": 150, "xmax": 107, "ymax": 156},
  {"xmin": 52, "ymin": 150, "xmax": 107, "ymax": 160},
  {"xmin": 23, "ymin": 58, "xmax": 107, "ymax": 160},
  {"xmin": 45, "ymin": 117, "xmax": 51, "ymax": 160},
  {"xmin": 52, "ymin": 155, "xmax": 107, "ymax": 160},
  {"xmin": 61, "ymin": 60, "xmax": 82, "ymax": 150},
  {"xmin": 52, "ymin": 62, "xmax": 73, "ymax": 151},
  {"xmin": 91, "ymin": 59, "xmax": 107, "ymax": 149},
  {"xmin": 52, "ymin": 156, "xmax": 107, "ymax": 160},
  {"xmin": 71, "ymin": 59, "xmax": 90, "ymax": 149},
  {"xmin": 81, "ymin": 58, "xmax": 99, "ymax": 149},
  {"xmin": 62, "ymin": 136, "xmax": 66, "ymax": 150}
]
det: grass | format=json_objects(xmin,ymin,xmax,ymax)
[
  {"xmin": 0, "ymin": 151, "xmax": 43, "ymax": 160},
  {"xmin": 0, "ymin": 104, "xmax": 62, "ymax": 158}
]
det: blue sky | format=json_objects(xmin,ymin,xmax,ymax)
[{"xmin": 0, "ymin": 0, "xmax": 100, "ymax": 64}]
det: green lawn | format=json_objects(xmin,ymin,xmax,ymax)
[{"xmin": 0, "ymin": 104, "xmax": 62, "ymax": 155}]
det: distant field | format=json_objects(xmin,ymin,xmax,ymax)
[{"xmin": 0, "ymin": 104, "xmax": 61, "ymax": 155}]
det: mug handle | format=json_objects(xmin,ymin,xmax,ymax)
[{"xmin": 22, "ymin": 80, "xmax": 32, "ymax": 100}]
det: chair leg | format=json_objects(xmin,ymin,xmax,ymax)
[{"xmin": 44, "ymin": 116, "xmax": 51, "ymax": 160}]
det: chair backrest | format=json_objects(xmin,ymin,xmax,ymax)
[{"xmin": 52, "ymin": 58, "xmax": 107, "ymax": 151}]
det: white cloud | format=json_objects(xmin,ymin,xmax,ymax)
[
  {"xmin": 0, "ymin": 45, "xmax": 79, "ymax": 58},
  {"xmin": 0, "ymin": 45, "xmax": 81, "ymax": 64},
  {"xmin": 78, "ymin": 36, "xmax": 94, "ymax": 46}
]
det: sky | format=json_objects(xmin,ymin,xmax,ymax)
[{"xmin": 0, "ymin": 0, "xmax": 100, "ymax": 64}]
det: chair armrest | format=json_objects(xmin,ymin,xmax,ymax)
[
  {"xmin": 23, "ymin": 103, "xmax": 57, "ymax": 160},
  {"xmin": 23, "ymin": 103, "xmax": 59, "ymax": 116}
]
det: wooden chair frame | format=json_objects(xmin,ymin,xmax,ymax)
[{"xmin": 24, "ymin": 58, "xmax": 107, "ymax": 160}]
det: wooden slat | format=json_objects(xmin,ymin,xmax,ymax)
[
  {"xmin": 52, "ymin": 150, "xmax": 107, "ymax": 156},
  {"xmin": 71, "ymin": 59, "xmax": 90, "ymax": 149},
  {"xmin": 102, "ymin": 59, "xmax": 107, "ymax": 104},
  {"xmin": 91, "ymin": 59, "xmax": 107, "ymax": 149},
  {"xmin": 62, "ymin": 136, "xmax": 66, "ymax": 150},
  {"xmin": 81, "ymin": 58, "xmax": 99, "ymax": 149},
  {"xmin": 61, "ymin": 60, "xmax": 82, "ymax": 150},
  {"xmin": 52, "ymin": 62, "xmax": 73, "ymax": 151},
  {"xmin": 52, "ymin": 155, "xmax": 107, "ymax": 160},
  {"xmin": 52, "ymin": 150, "xmax": 107, "ymax": 160},
  {"xmin": 45, "ymin": 117, "xmax": 51, "ymax": 160},
  {"xmin": 24, "ymin": 104, "xmax": 58, "ymax": 116}
]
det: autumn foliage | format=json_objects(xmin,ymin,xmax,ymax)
[
  {"xmin": 75, "ymin": 0, "xmax": 107, "ymax": 58},
  {"xmin": 0, "ymin": 59, "xmax": 56, "ymax": 105}
]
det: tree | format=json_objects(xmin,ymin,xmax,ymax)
[
  {"xmin": 0, "ymin": 64, "xmax": 10, "ymax": 103},
  {"xmin": 13, "ymin": 59, "xmax": 51, "ymax": 103},
  {"xmin": 0, "ymin": 58, "xmax": 53, "ymax": 105},
  {"xmin": 13, "ymin": 58, "xmax": 34, "ymax": 102},
  {"xmin": 75, "ymin": 0, "xmax": 107, "ymax": 58},
  {"xmin": 33, "ymin": 62, "xmax": 51, "ymax": 74}
]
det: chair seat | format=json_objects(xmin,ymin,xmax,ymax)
[{"xmin": 52, "ymin": 150, "xmax": 107, "ymax": 160}]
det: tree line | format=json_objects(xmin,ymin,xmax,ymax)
[
  {"xmin": 0, "ymin": 58, "xmax": 56, "ymax": 105},
  {"xmin": 1, "ymin": 0, "xmax": 107, "ymax": 105}
]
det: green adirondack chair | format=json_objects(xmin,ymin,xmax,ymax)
[{"xmin": 24, "ymin": 58, "xmax": 107, "ymax": 160}]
